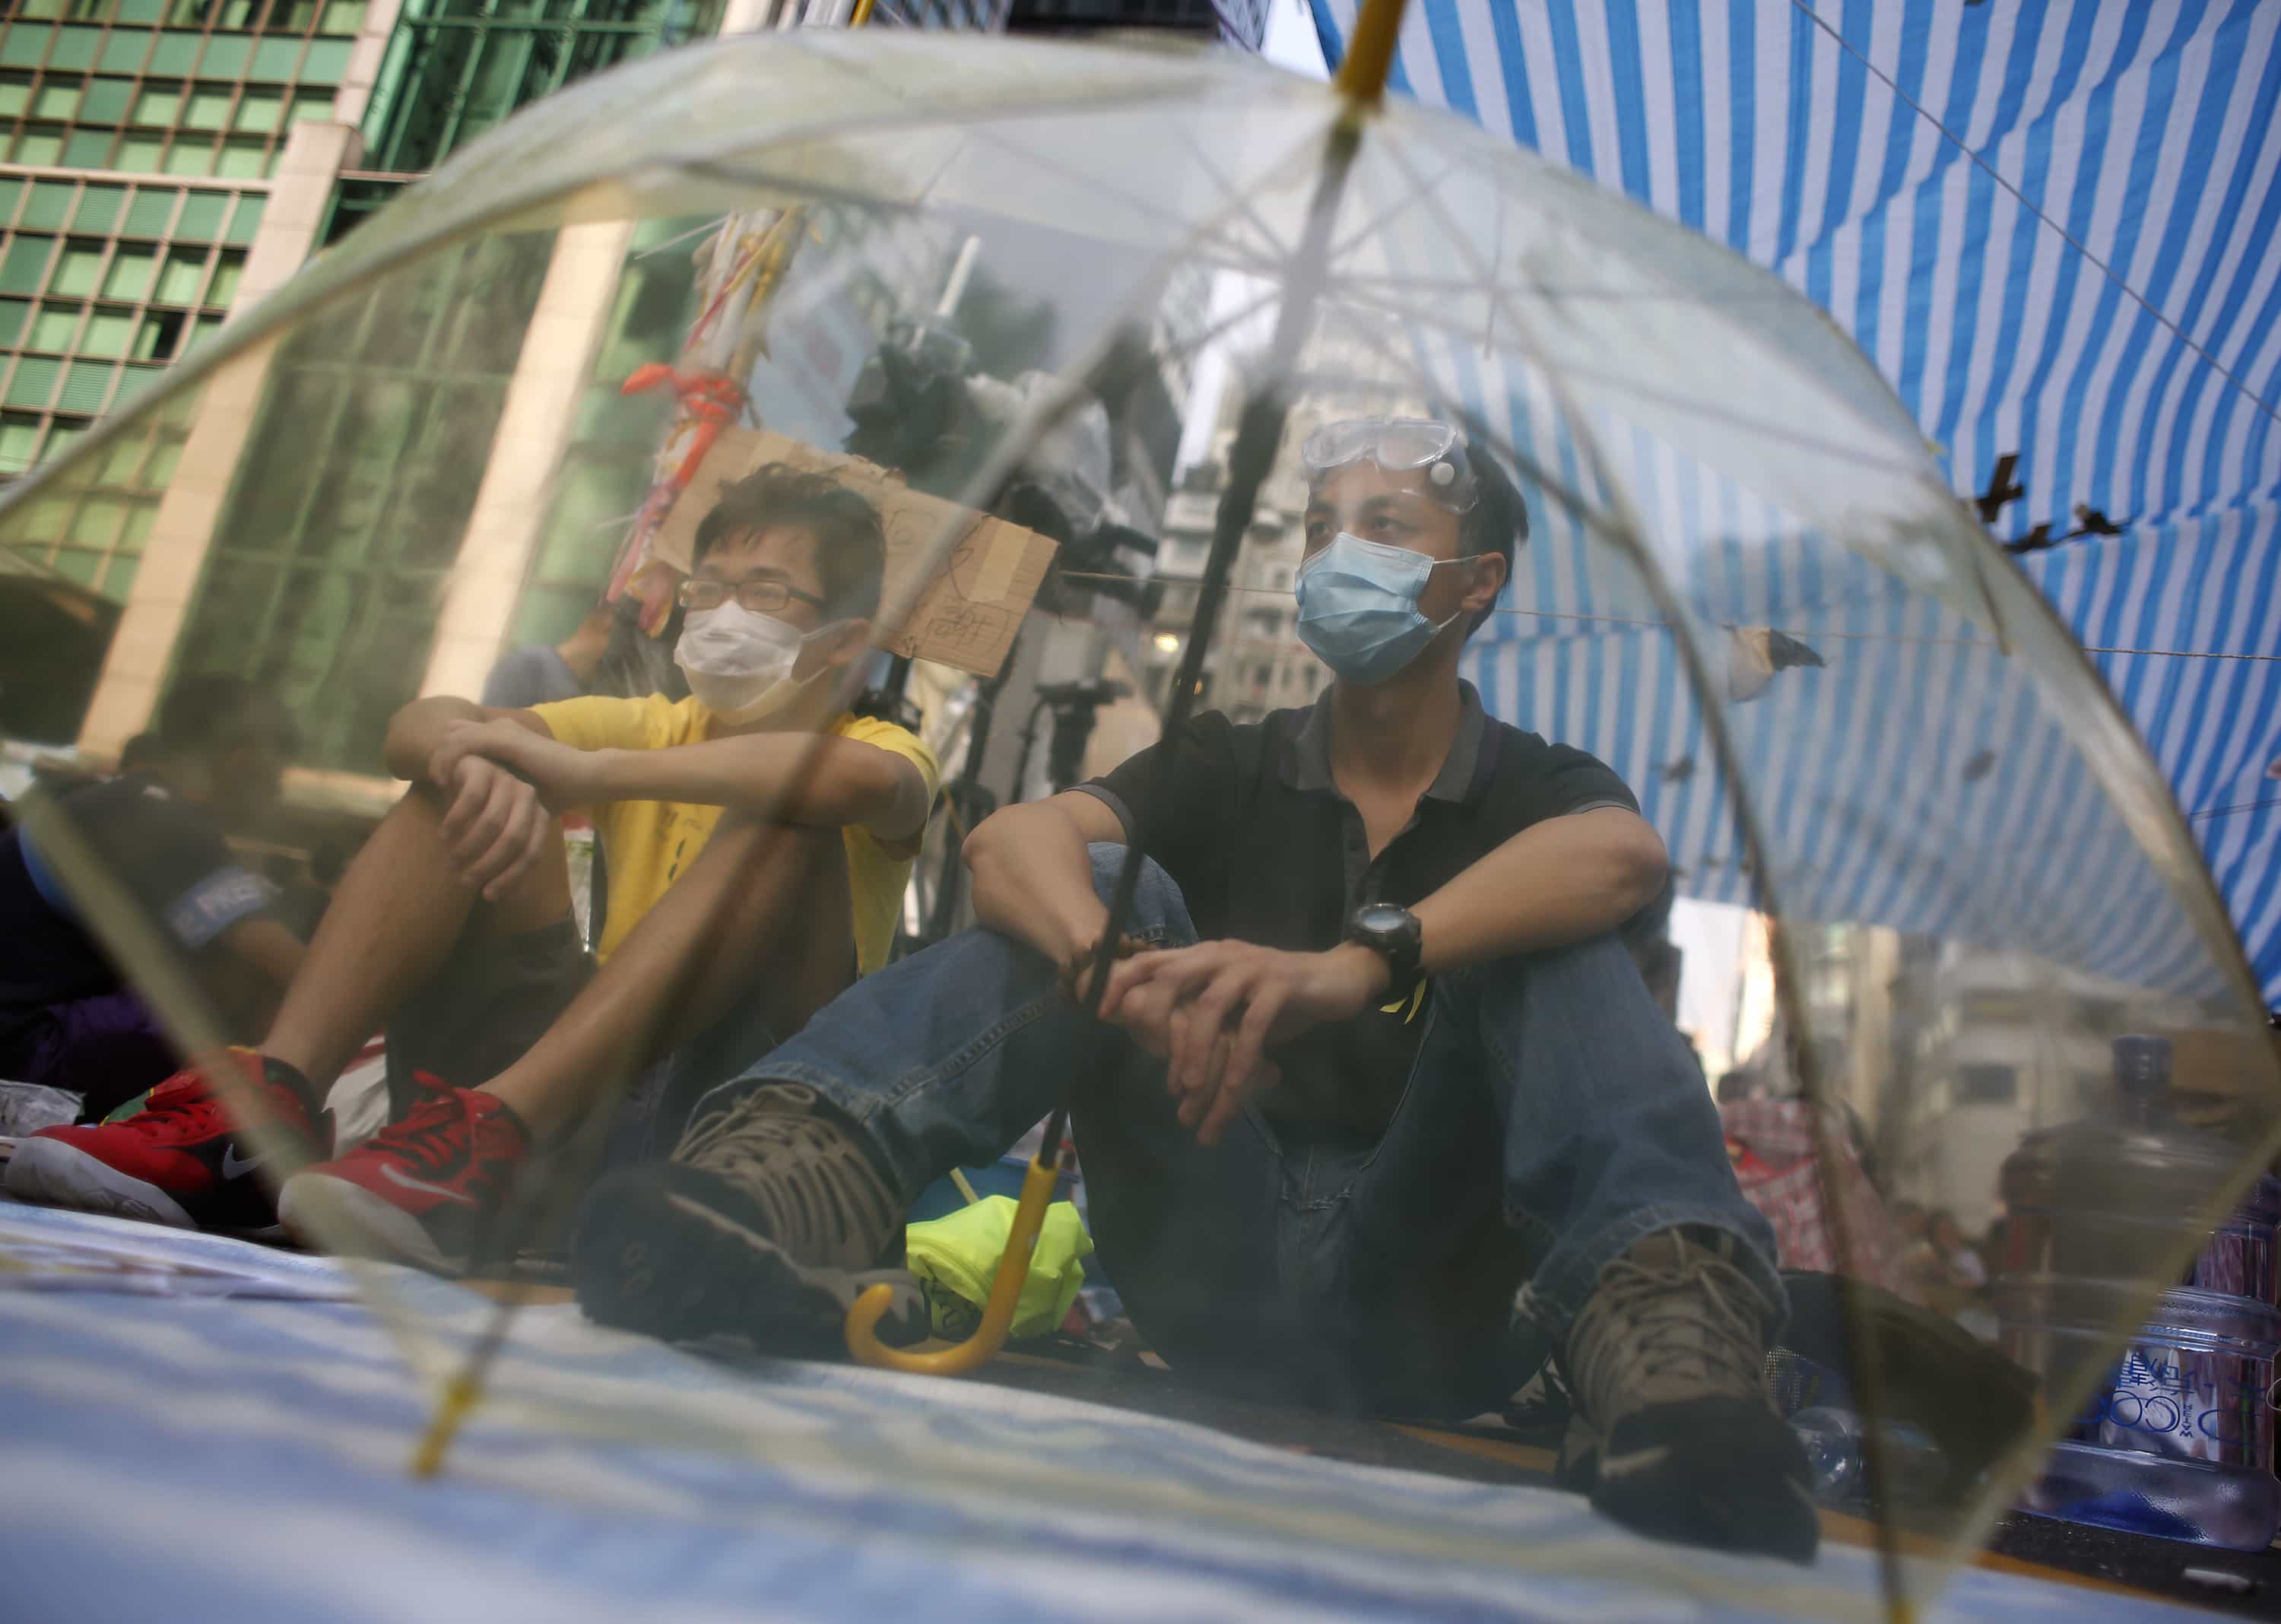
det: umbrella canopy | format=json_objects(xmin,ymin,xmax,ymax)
[
  {"xmin": 1303, "ymin": 0, "xmax": 2281, "ymax": 1001},
  {"xmin": 6, "ymin": 27, "xmax": 2276, "ymax": 1617}
]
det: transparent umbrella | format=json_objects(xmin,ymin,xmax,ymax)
[{"xmin": 5, "ymin": 8, "xmax": 2277, "ymax": 1619}]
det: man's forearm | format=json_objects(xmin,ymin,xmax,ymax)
[
  {"xmin": 964, "ymin": 800, "xmax": 1109, "ymax": 968},
  {"xmin": 584, "ymin": 734, "xmax": 915, "ymax": 833},
  {"xmin": 384, "ymin": 696, "xmax": 487, "ymax": 783},
  {"xmin": 1413, "ymin": 807, "xmax": 1667, "ymax": 972}
]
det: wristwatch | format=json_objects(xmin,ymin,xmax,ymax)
[{"xmin": 1346, "ymin": 900, "xmax": 1423, "ymax": 986}]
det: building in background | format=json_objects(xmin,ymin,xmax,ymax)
[
  {"xmin": 0, "ymin": 0, "xmax": 367, "ymax": 598},
  {"xmin": 0, "ymin": 0, "xmax": 1033, "ymax": 805}
]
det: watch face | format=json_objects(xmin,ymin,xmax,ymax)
[{"xmin": 1355, "ymin": 902, "xmax": 1411, "ymax": 937}]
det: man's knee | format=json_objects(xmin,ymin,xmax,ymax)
[{"xmin": 1083, "ymin": 842, "xmax": 1191, "ymax": 941}]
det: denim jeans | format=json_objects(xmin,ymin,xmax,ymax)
[{"xmin": 706, "ymin": 845, "xmax": 1781, "ymax": 1419}]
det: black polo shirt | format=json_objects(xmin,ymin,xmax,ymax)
[{"xmin": 1076, "ymin": 681, "xmax": 1638, "ymax": 1142}]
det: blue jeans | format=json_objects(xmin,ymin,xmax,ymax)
[{"xmin": 706, "ymin": 845, "xmax": 1780, "ymax": 1419}]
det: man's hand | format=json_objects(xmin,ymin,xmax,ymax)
[
  {"xmin": 430, "ymin": 718, "xmax": 596, "ymax": 813},
  {"xmin": 1096, "ymin": 941, "xmax": 1390, "ymax": 1147},
  {"xmin": 433, "ymin": 751, "xmax": 554, "ymax": 902}
]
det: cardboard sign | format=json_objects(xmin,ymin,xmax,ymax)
[{"xmin": 650, "ymin": 427, "xmax": 1056, "ymax": 679}]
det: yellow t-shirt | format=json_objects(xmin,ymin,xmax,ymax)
[{"xmin": 530, "ymin": 693, "xmax": 938, "ymax": 974}]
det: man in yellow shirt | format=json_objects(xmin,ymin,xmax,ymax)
[{"xmin": 13, "ymin": 464, "xmax": 937, "ymax": 1277}]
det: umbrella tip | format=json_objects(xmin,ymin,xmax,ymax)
[{"xmin": 1333, "ymin": 0, "xmax": 1409, "ymax": 106}]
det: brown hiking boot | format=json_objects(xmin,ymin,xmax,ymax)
[
  {"xmin": 570, "ymin": 1083, "xmax": 925, "ymax": 1350},
  {"xmin": 1556, "ymin": 1228, "xmax": 1819, "ymax": 1562}
]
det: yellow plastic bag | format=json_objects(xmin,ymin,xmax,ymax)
[{"xmin": 905, "ymin": 1195, "xmax": 1093, "ymax": 1340}]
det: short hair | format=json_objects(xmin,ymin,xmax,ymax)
[
  {"xmin": 692, "ymin": 462, "xmax": 887, "ymax": 625},
  {"xmin": 1456, "ymin": 441, "xmax": 1528, "ymax": 639},
  {"xmin": 154, "ymin": 673, "xmax": 299, "ymax": 759}
]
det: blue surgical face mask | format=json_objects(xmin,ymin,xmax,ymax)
[{"xmin": 1294, "ymin": 532, "xmax": 1467, "ymax": 686}]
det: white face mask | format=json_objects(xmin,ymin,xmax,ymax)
[{"xmin": 673, "ymin": 602, "xmax": 847, "ymax": 725}]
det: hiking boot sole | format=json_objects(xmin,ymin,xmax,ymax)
[
  {"xmin": 1567, "ymin": 1399, "xmax": 1822, "ymax": 1564},
  {"xmin": 573, "ymin": 1169, "xmax": 922, "ymax": 1353}
]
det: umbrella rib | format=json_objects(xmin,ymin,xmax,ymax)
[
  {"xmin": 1369, "ymin": 135, "xmax": 1937, "ymax": 481},
  {"xmin": 1172, "ymin": 123, "xmax": 1301, "ymax": 268},
  {"xmin": 782, "ymin": 32, "xmax": 1318, "ymax": 281}
]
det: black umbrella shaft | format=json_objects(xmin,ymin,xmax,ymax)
[{"xmin": 1041, "ymin": 117, "xmax": 1367, "ymax": 1169}]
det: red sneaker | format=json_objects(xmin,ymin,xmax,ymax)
[
  {"xmin": 277, "ymin": 1075, "xmax": 529, "ymax": 1276},
  {"xmin": 3, "ymin": 1050, "xmax": 325, "ymax": 1235}
]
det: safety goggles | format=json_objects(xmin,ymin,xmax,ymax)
[{"xmin": 1299, "ymin": 417, "xmax": 1477, "ymax": 512}]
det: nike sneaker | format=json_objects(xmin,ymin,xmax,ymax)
[
  {"xmin": 3, "ymin": 1049, "xmax": 325, "ymax": 1236},
  {"xmin": 275, "ymin": 1073, "xmax": 529, "ymax": 1276},
  {"xmin": 571, "ymin": 1080, "xmax": 925, "ymax": 1350},
  {"xmin": 1555, "ymin": 1228, "xmax": 1821, "ymax": 1562}
]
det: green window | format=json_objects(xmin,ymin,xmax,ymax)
[
  {"xmin": 0, "ymin": 414, "xmax": 42, "ymax": 473},
  {"xmin": 32, "ymin": 80, "xmax": 82, "ymax": 119},
  {"xmin": 198, "ymin": 33, "xmax": 249, "ymax": 76},
  {"xmin": 97, "ymin": 30, "xmax": 148, "ymax": 72},
  {"xmin": 176, "ymin": 233, "xmax": 554, "ymax": 769},
  {"xmin": 176, "ymin": 189, "xmax": 225, "ymax": 236},
  {"xmin": 249, "ymin": 36, "xmax": 300, "ymax": 80},
  {"xmin": 233, "ymin": 87, "xmax": 281, "ymax": 130},
  {"xmin": 0, "ymin": 31, "xmax": 52, "ymax": 69},
  {"xmin": 153, "ymin": 248, "xmax": 203, "ymax": 303},
  {"xmin": 72, "ymin": 182, "xmax": 125, "ymax": 231},
  {"xmin": 49, "ymin": 243, "xmax": 103, "ymax": 296},
  {"xmin": 80, "ymin": 75, "xmax": 133, "ymax": 122},
  {"xmin": 6, "ymin": 358, "xmax": 61, "ymax": 408},
  {"xmin": 49, "ymin": 27, "xmax": 102, "ymax": 71},
  {"xmin": 19, "ymin": 181, "xmax": 75, "ymax": 230},
  {"xmin": 147, "ymin": 31, "xmax": 200, "ymax": 74},
  {"xmin": 100, "ymin": 245, "xmax": 154, "ymax": 298},
  {"xmin": 183, "ymin": 84, "xmax": 230, "ymax": 128},
  {"xmin": 122, "ymin": 186, "xmax": 175, "ymax": 235},
  {"xmin": 79, "ymin": 309, "xmax": 133, "ymax": 357},
  {"xmin": 0, "ymin": 237, "xmax": 53, "ymax": 294},
  {"xmin": 28, "ymin": 303, "xmax": 81, "ymax": 349},
  {"xmin": 362, "ymin": 0, "xmax": 722, "ymax": 171}
]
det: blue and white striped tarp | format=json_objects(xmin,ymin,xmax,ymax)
[
  {"xmin": 1302, "ymin": 0, "xmax": 2281, "ymax": 1001},
  {"xmin": 0, "ymin": 1199, "xmax": 2209, "ymax": 1620}
]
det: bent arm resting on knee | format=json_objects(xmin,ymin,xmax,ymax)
[
  {"xmin": 1413, "ymin": 807, "xmax": 1667, "ymax": 972},
  {"xmin": 383, "ymin": 696, "xmax": 549, "ymax": 786},
  {"xmin": 576, "ymin": 734, "xmax": 930, "ymax": 842},
  {"xmin": 963, "ymin": 793, "xmax": 1121, "ymax": 971}
]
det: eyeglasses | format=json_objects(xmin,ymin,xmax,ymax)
[
  {"xmin": 676, "ymin": 576, "xmax": 828, "ymax": 615},
  {"xmin": 1300, "ymin": 417, "xmax": 1477, "ymax": 512}
]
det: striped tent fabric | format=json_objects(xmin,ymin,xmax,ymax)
[{"xmin": 1301, "ymin": 0, "xmax": 2281, "ymax": 1001}]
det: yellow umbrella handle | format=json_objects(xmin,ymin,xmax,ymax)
[{"xmin": 845, "ymin": 1152, "xmax": 1060, "ymax": 1374}]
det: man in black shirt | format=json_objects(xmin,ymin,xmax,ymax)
[
  {"xmin": 0, "ymin": 676, "xmax": 303, "ymax": 1122},
  {"xmin": 573, "ymin": 420, "xmax": 1815, "ymax": 1561}
]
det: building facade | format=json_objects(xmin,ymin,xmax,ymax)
[{"xmin": 0, "ymin": 0, "xmax": 1027, "ymax": 808}]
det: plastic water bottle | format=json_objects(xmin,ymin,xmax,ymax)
[{"xmin": 1789, "ymin": 1407, "xmax": 1947, "ymax": 1505}]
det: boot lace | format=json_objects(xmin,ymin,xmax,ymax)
[
  {"xmin": 1569, "ymin": 1232, "xmax": 1771, "ymax": 1431},
  {"xmin": 675, "ymin": 1086, "xmax": 896, "ymax": 1269}
]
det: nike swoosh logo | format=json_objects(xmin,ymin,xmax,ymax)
[
  {"xmin": 220, "ymin": 1146, "xmax": 265, "ymax": 1179},
  {"xmin": 380, "ymin": 1163, "xmax": 479, "ymax": 1207}
]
